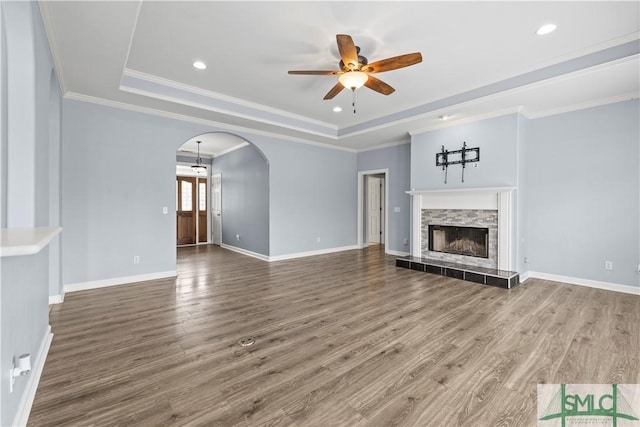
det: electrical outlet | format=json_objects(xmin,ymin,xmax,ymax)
[
  {"xmin": 403, "ymin": 238, "xmax": 408, "ymax": 245},
  {"xmin": 316, "ymin": 237, "xmax": 321, "ymax": 243},
  {"xmin": 524, "ymin": 257, "xmax": 529, "ymax": 264},
  {"xmin": 162, "ymin": 207, "xmax": 168, "ymax": 214},
  {"xmin": 604, "ymin": 261, "xmax": 613, "ymax": 271},
  {"xmin": 235, "ymin": 234, "xmax": 240, "ymax": 241},
  {"xmin": 133, "ymin": 256, "xmax": 140, "ymax": 264}
]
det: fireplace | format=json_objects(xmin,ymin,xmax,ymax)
[
  {"xmin": 428, "ymin": 225, "xmax": 489, "ymax": 258},
  {"xmin": 409, "ymin": 187, "xmax": 516, "ymax": 271}
]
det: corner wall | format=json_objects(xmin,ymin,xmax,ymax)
[
  {"xmin": 212, "ymin": 145, "xmax": 269, "ymax": 256},
  {"xmin": 408, "ymin": 101, "xmax": 639, "ymax": 289},
  {"xmin": 526, "ymin": 100, "xmax": 639, "ymax": 287},
  {"xmin": 60, "ymin": 100, "xmax": 210, "ymax": 286},
  {"xmin": 0, "ymin": 2, "xmax": 60, "ymax": 425},
  {"xmin": 251, "ymin": 137, "xmax": 357, "ymax": 258},
  {"xmin": 357, "ymin": 143, "xmax": 411, "ymax": 254}
]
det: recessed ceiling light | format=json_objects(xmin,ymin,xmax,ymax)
[
  {"xmin": 193, "ymin": 61, "xmax": 207, "ymax": 70},
  {"xmin": 333, "ymin": 106, "xmax": 342, "ymax": 113},
  {"xmin": 536, "ymin": 24, "xmax": 557, "ymax": 35}
]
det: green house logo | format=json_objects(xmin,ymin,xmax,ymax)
[{"xmin": 538, "ymin": 384, "xmax": 639, "ymax": 427}]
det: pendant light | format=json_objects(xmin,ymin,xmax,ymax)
[
  {"xmin": 338, "ymin": 71, "xmax": 368, "ymax": 114},
  {"xmin": 191, "ymin": 141, "xmax": 207, "ymax": 174}
]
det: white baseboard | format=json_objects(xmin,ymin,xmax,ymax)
[
  {"xmin": 64, "ymin": 270, "xmax": 177, "ymax": 293},
  {"xmin": 13, "ymin": 326, "xmax": 53, "ymax": 427},
  {"xmin": 519, "ymin": 271, "xmax": 532, "ymax": 283},
  {"xmin": 386, "ymin": 249, "xmax": 410, "ymax": 257},
  {"xmin": 268, "ymin": 245, "xmax": 358, "ymax": 262},
  {"xmin": 220, "ymin": 244, "xmax": 270, "ymax": 261},
  {"xmin": 48, "ymin": 292, "xmax": 64, "ymax": 305},
  {"xmin": 521, "ymin": 271, "xmax": 639, "ymax": 295},
  {"xmin": 220, "ymin": 243, "xmax": 359, "ymax": 262}
]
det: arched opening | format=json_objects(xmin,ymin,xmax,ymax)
[{"xmin": 175, "ymin": 132, "xmax": 269, "ymax": 257}]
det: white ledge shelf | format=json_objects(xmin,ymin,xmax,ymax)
[
  {"xmin": 406, "ymin": 187, "xmax": 516, "ymax": 196},
  {"xmin": 0, "ymin": 227, "xmax": 62, "ymax": 257}
]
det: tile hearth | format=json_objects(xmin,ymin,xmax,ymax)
[{"xmin": 396, "ymin": 256, "xmax": 520, "ymax": 289}]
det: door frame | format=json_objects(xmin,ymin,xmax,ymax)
[
  {"xmin": 211, "ymin": 173, "xmax": 222, "ymax": 245},
  {"xmin": 357, "ymin": 168, "xmax": 389, "ymax": 252},
  {"xmin": 176, "ymin": 162, "xmax": 210, "ymax": 246}
]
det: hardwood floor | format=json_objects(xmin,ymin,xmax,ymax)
[{"xmin": 29, "ymin": 245, "xmax": 639, "ymax": 426}]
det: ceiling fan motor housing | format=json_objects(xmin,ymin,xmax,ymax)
[
  {"xmin": 288, "ymin": 35, "xmax": 422, "ymax": 100},
  {"xmin": 339, "ymin": 46, "xmax": 368, "ymax": 70}
]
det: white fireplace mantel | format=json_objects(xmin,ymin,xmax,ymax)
[{"xmin": 407, "ymin": 187, "xmax": 516, "ymax": 271}]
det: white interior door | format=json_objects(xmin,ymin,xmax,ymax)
[
  {"xmin": 368, "ymin": 177, "xmax": 382, "ymax": 244},
  {"xmin": 212, "ymin": 174, "xmax": 222, "ymax": 245}
]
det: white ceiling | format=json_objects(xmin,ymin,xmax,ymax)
[
  {"xmin": 40, "ymin": 1, "xmax": 640, "ymax": 152},
  {"xmin": 178, "ymin": 133, "xmax": 249, "ymax": 158}
]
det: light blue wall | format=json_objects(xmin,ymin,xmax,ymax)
[
  {"xmin": 357, "ymin": 143, "xmax": 411, "ymax": 254},
  {"xmin": 0, "ymin": 2, "xmax": 60, "ymax": 424},
  {"xmin": 526, "ymin": 100, "xmax": 639, "ymax": 287},
  {"xmin": 61, "ymin": 100, "xmax": 210, "ymax": 285},
  {"xmin": 0, "ymin": 5, "xmax": 7, "ymax": 228},
  {"xmin": 212, "ymin": 145, "xmax": 269, "ymax": 255},
  {"xmin": 409, "ymin": 103, "xmax": 639, "ymax": 288},
  {"xmin": 251, "ymin": 138, "xmax": 357, "ymax": 257},
  {"xmin": 62, "ymin": 100, "xmax": 359, "ymax": 282},
  {"xmin": 47, "ymin": 71, "xmax": 62, "ymax": 298},
  {"xmin": 1, "ymin": 250, "xmax": 49, "ymax": 426},
  {"xmin": 411, "ymin": 114, "xmax": 519, "ymax": 190},
  {"xmin": 516, "ymin": 114, "xmax": 529, "ymax": 274}
]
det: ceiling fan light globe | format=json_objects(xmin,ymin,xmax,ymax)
[{"xmin": 338, "ymin": 71, "xmax": 368, "ymax": 90}]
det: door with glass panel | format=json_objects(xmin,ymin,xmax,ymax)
[
  {"xmin": 177, "ymin": 176, "xmax": 209, "ymax": 246},
  {"xmin": 177, "ymin": 176, "xmax": 196, "ymax": 245}
]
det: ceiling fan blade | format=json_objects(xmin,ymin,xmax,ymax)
[
  {"xmin": 336, "ymin": 34, "xmax": 358, "ymax": 70},
  {"xmin": 323, "ymin": 82, "xmax": 344, "ymax": 100},
  {"xmin": 288, "ymin": 70, "xmax": 339, "ymax": 75},
  {"xmin": 364, "ymin": 75, "xmax": 395, "ymax": 95},
  {"xmin": 364, "ymin": 52, "xmax": 422, "ymax": 73}
]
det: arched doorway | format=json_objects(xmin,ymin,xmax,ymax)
[{"xmin": 175, "ymin": 132, "xmax": 269, "ymax": 256}]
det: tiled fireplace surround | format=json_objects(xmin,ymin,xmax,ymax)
[
  {"xmin": 422, "ymin": 209, "xmax": 498, "ymax": 269},
  {"xmin": 397, "ymin": 187, "xmax": 519, "ymax": 288}
]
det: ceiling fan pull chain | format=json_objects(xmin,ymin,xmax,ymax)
[{"xmin": 352, "ymin": 89, "xmax": 356, "ymax": 114}]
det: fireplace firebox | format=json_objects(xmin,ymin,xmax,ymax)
[{"xmin": 428, "ymin": 225, "xmax": 489, "ymax": 258}]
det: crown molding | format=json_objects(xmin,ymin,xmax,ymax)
[
  {"xmin": 121, "ymin": 68, "xmax": 338, "ymax": 133},
  {"xmin": 63, "ymin": 92, "xmax": 357, "ymax": 153},
  {"xmin": 522, "ymin": 91, "xmax": 639, "ymax": 119},
  {"xmin": 119, "ymin": 84, "xmax": 339, "ymax": 141},
  {"xmin": 356, "ymin": 138, "xmax": 410, "ymax": 153},
  {"xmin": 215, "ymin": 141, "xmax": 250, "ymax": 158},
  {"xmin": 176, "ymin": 150, "xmax": 214, "ymax": 160},
  {"xmin": 407, "ymin": 106, "xmax": 524, "ymax": 137},
  {"xmin": 524, "ymin": 32, "xmax": 640, "ymax": 74}
]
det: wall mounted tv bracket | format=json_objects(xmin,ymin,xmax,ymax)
[{"xmin": 435, "ymin": 142, "xmax": 480, "ymax": 183}]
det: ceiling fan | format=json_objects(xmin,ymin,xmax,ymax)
[{"xmin": 288, "ymin": 34, "xmax": 422, "ymax": 101}]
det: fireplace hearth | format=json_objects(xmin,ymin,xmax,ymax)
[{"xmin": 428, "ymin": 225, "xmax": 489, "ymax": 258}]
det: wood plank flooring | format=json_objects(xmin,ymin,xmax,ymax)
[{"xmin": 29, "ymin": 245, "xmax": 640, "ymax": 426}]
